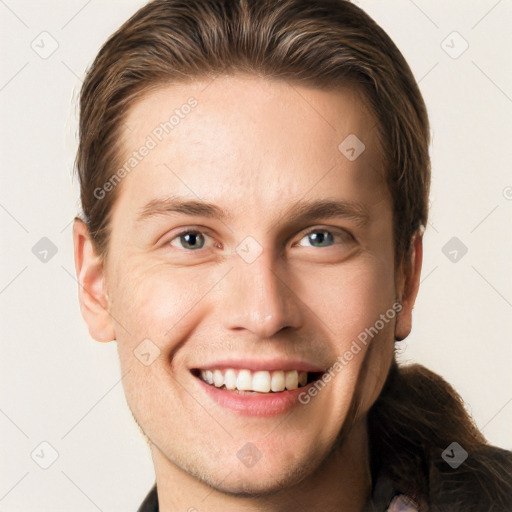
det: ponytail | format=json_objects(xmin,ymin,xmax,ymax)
[{"xmin": 368, "ymin": 360, "xmax": 512, "ymax": 511}]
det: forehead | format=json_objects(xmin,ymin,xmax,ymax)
[{"xmin": 112, "ymin": 74, "xmax": 388, "ymax": 225}]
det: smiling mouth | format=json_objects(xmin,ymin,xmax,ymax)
[{"xmin": 191, "ymin": 368, "xmax": 323, "ymax": 394}]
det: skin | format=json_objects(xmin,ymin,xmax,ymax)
[{"xmin": 73, "ymin": 74, "xmax": 422, "ymax": 511}]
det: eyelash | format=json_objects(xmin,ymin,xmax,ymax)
[{"xmin": 166, "ymin": 226, "xmax": 354, "ymax": 251}]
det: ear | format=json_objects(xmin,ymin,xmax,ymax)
[
  {"xmin": 72, "ymin": 218, "xmax": 116, "ymax": 342},
  {"xmin": 395, "ymin": 230, "xmax": 423, "ymax": 341}
]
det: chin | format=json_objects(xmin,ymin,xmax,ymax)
[{"xmin": 207, "ymin": 464, "xmax": 311, "ymax": 497}]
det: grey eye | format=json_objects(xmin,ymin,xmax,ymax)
[
  {"xmin": 300, "ymin": 230, "xmax": 335, "ymax": 248},
  {"xmin": 172, "ymin": 231, "xmax": 206, "ymax": 250}
]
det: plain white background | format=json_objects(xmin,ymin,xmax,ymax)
[{"xmin": 1, "ymin": 1, "xmax": 511, "ymax": 510}]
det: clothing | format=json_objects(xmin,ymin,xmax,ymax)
[
  {"xmin": 137, "ymin": 483, "xmax": 158, "ymax": 512},
  {"xmin": 386, "ymin": 494, "xmax": 420, "ymax": 512},
  {"xmin": 136, "ymin": 483, "xmax": 420, "ymax": 511}
]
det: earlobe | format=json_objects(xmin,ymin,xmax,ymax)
[
  {"xmin": 395, "ymin": 231, "xmax": 423, "ymax": 341},
  {"xmin": 72, "ymin": 218, "xmax": 116, "ymax": 342}
]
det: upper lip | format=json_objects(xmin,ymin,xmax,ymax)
[{"xmin": 191, "ymin": 358, "xmax": 326, "ymax": 373}]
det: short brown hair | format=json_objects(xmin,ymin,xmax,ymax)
[{"xmin": 76, "ymin": 0, "xmax": 430, "ymax": 267}]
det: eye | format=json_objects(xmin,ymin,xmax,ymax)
[
  {"xmin": 296, "ymin": 227, "xmax": 353, "ymax": 248},
  {"xmin": 168, "ymin": 229, "xmax": 212, "ymax": 251}
]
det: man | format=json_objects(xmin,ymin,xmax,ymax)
[{"xmin": 72, "ymin": 0, "xmax": 512, "ymax": 510}]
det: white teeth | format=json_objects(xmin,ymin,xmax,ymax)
[
  {"xmin": 285, "ymin": 370, "xmax": 299, "ymax": 390},
  {"xmin": 236, "ymin": 369, "xmax": 252, "ymax": 391},
  {"xmin": 224, "ymin": 368, "xmax": 237, "ymax": 390},
  {"xmin": 271, "ymin": 370, "xmax": 286, "ymax": 392},
  {"xmin": 252, "ymin": 371, "xmax": 271, "ymax": 393},
  {"xmin": 198, "ymin": 368, "xmax": 310, "ymax": 393},
  {"xmin": 213, "ymin": 369, "xmax": 224, "ymax": 388},
  {"xmin": 202, "ymin": 370, "xmax": 213, "ymax": 385}
]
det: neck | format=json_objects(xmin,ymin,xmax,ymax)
[{"xmin": 150, "ymin": 418, "xmax": 372, "ymax": 512}]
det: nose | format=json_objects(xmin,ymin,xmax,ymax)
[{"xmin": 220, "ymin": 249, "xmax": 303, "ymax": 339}]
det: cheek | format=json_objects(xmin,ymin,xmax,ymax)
[
  {"xmin": 319, "ymin": 254, "xmax": 396, "ymax": 340},
  {"xmin": 109, "ymin": 259, "xmax": 204, "ymax": 341},
  {"xmin": 315, "ymin": 254, "xmax": 397, "ymax": 406},
  {"xmin": 106, "ymin": 262, "xmax": 212, "ymax": 434}
]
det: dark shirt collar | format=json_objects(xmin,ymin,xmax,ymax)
[
  {"xmin": 137, "ymin": 483, "xmax": 158, "ymax": 512},
  {"xmin": 136, "ymin": 479, "xmax": 419, "ymax": 512}
]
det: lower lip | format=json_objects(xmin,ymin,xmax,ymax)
[{"xmin": 194, "ymin": 374, "xmax": 317, "ymax": 417}]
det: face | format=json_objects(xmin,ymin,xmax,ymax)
[{"xmin": 74, "ymin": 74, "xmax": 419, "ymax": 495}]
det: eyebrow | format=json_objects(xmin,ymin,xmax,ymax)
[{"xmin": 135, "ymin": 195, "xmax": 371, "ymax": 228}]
